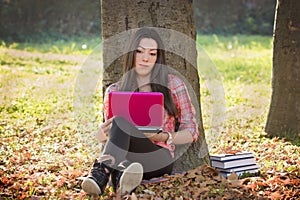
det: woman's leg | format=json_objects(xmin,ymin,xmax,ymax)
[
  {"xmin": 82, "ymin": 116, "xmax": 136, "ymax": 195},
  {"xmin": 101, "ymin": 116, "xmax": 142, "ymax": 167},
  {"xmin": 104, "ymin": 116, "xmax": 174, "ymax": 179},
  {"xmin": 127, "ymin": 136, "xmax": 174, "ymax": 180}
]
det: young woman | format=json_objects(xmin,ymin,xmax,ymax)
[{"xmin": 81, "ymin": 27, "xmax": 199, "ymax": 196}]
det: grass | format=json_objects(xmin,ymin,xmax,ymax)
[
  {"xmin": 0, "ymin": 34, "xmax": 299, "ymax": 199},
  {"xmin": 197, "ymin": 34, "xmax": 273, "ymax": 84},
  {"xmin": 0, "ymin": 36, "xmax": 101, "ymax": 55}
]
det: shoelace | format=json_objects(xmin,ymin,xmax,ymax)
[{"xmin": 97, "ymin": 154, "xmax": 116, "ymax": 166}]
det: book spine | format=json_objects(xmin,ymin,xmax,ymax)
[
  {"xmin": 210, "ymin": 155, "xmax": 254, "ymax": 162},
  {"xmin": 219, "ymin": 169, "xmax": 259, "ymax": 177},
  {"xmin": 211, "ymin": 158, "xmax": 256, "ymax": 169},
  {"xmin": 216, "ymin": 164, "xmax": 260, "ymax": 172}
]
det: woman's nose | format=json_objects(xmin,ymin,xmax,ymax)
[
  {"xmin": 142, "ymin": 57, "xmax": 148, "ymax": 62},
  {"xmin": 142, "ymin": 54, "xmax": 149, "ymax": 62}
]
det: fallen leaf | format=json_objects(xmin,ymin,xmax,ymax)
[
  {"xmin": 228, "ymin": 172, "xmax": 239, "ymax": 181},
  {"xmin": 70, "ymin": 169, "xmax": 83, "ymax": 179},
  {"xmin": 195, "ymin": 174, "xmax": 206, "ymax": 182},
  {"xmin": 1, "ymin": 177, "xmax": 11, "ymax": 186},
  {"xmin": 202, "ymin": 165, "xmax": 219, "ymax": 177},
  {"xmin": 270, "ymin": 191, "xmax": 281, "ymax": 200},
  {"xmin": 56, "ymin": 177, "xmax": 66, "ymax": 188}
]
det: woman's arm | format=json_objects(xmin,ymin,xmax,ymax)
[
  {"xmin": 146, "ymin": 76, "xmax": 199, "ymax": 145},
  {"xmin": 94, "ymin": 83, "xmax": 119, "ymax": 144},
  {"xmin": 171, "ymin": 76, "xmax": 199, "ymax": 143},
  {"xmin": 171, "ymin": 130, "xmax": 193, "ymax": 144},
  {"xmin": 144, "ymin": 129, "xmax": 193, "ymax": 144}
]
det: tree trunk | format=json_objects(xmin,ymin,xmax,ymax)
[
  {"xmin": 265, "ymin": 0, "xmax": 300, "ymax": 135},
  {"xmin": 101, "ymin": 0, "xmax": 209, "ymax": 171}
]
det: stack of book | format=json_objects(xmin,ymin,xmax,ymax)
[{"xmin": 210, "ymin": 152, "xmax": 260, "ymax": 177}]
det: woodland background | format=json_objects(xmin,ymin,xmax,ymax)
[{"xmin": 0, "ymin": 0, "xmax": 276, "ymax": 40}]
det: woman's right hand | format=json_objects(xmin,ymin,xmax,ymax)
[{"xmin": 95, "ymin": 117, "xmax": 114, "ymax": 143}]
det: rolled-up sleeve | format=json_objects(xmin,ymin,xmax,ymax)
[
  {"xmin": 103, "ymin": 83, "xmax": 119, "ymax": 121},
  {"xmin": 171, "ymin": 76, "xmax": 199, "ymax": 142}
]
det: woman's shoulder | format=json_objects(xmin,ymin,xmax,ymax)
[{"xmin": 105, "ymin": 82, "xmax": 120, "ymax": 93}]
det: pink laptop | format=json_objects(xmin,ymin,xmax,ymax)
[{"xmin": 108, "ymin": 92, "xmax": 164, "ymax": 132}]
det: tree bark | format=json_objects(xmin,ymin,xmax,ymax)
[
  {"xmin": 265, "ymin": 0, "xmax": 300, "ymax": 135},
  {"xmin": 101, "ymin": 0, "xmax": 209, "ymax": 171}
]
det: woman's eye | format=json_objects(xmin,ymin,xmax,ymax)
[
  {"xmin": 150, "ymin": 53, "xmax": 157, "ymax": 56},
  {"xmin": 136, "ymin": 49, "xmax": 142, "ymax": 53}
]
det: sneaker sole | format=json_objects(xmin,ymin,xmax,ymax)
[
  {"xmin": 81, "ymin": 177, "xmax": 101, "ymax": 195},
  {"xmin": 119, "ymin": 162, "xmax": 143, "ymax": 195}
]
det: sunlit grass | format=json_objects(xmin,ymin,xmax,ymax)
[
  {"xmin": 197, "ymin": 34, "xmax": 273, "ymax": 51},
  {"xmin": 0, "ymin": 36, "xmax": 102, "ymax": 55},
  {"xmin": 197, "ymin": 34, "xmax": 273, "ymax": 84},
  {"xmin": 197, "ymin": 34, "xmax": 273, "ymax": 150}
]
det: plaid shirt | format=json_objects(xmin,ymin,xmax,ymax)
[{"xmin": 103, "ymin": 74, "xmax": 199, "ymax": 157}]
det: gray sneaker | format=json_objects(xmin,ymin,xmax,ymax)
[{"xmin": 119, "ymin": 162, "xmax": 143, "ymax": 195}]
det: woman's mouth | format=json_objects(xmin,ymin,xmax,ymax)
[{"xmin": 139, "ymin": 64, "xmax": 149, "ymax": 67}]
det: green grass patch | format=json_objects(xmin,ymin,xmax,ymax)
[
  {"xmin": 197, "ymin": 34, "xmax": 273, "ymax": 84},
  {"xmin": 0, "ymin": 36, "xmax": 102, "ymax": 55}
]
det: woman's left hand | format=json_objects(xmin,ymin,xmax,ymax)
[
  {"xmin": 143, "ymin": 132, "xmax": 158, "ymax": 142},
  {"xmin": 94, "ymin": 117, "xmax": 114, "ymax": 143},
  {"xmin": 144, "ymin": 132, "xmax": 168, "ymax": 143}
]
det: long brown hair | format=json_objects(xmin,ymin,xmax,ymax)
[{"xmin": 119, "ymin": 27, "xmax": 178, "ymax": 117}]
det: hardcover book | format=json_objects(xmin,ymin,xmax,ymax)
[
  {"xmin": 210, "ymin": 152, "xmax": 260, "ymax": 177},
  {"xmin": 210, "ymin": 152, "xmax": 254, "ymax": 161},
  {"xmin": 216, "ymin": 164, "xmax": 260, "ymax": 173},
  {"xmin": 219, "ymin": 168, "xmax": 259, "ymax": 178},
  {"xmin": 211, "ymin": 157, "xmax": 256, "ymax": 169}
]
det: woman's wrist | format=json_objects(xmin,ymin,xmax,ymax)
[
  {"xmin": 164, "ymin": 132, "xmax": 173, "ymax": 145},
  {"xmin": 155, "ymin": 131, "xmax": 167, "ymax": 142},
  {"xmin": 157, "ymin": 131, "xmax": 173, "ymax": 144},
  {"xmin": 154, "ymin": 131, "xmax": 174, "ymax": 143},
  {"xmin": 161, "ymin": 132, "xmax": 169, "ymax": 142}
]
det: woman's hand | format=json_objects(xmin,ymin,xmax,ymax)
[
  {"xmin": 143, "ymin": 132, "xmax": 157, "ymax": 142},
  {"xmin": 94, "ymin": 117, "xmax": 114, "ymax": 143},
  {"xmin": 144, "ymin": 132, "xmax": 168, "ymax": 143},
  {"xmin": 145, "ymin": 130, "xmax": 194, "ymax": 144}
]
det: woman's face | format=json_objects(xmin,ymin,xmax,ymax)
[{"xmin": 134, "ymin": 38, "xmax": 158, "ymax": 79}]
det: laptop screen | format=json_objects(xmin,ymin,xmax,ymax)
[{"xmin": 108, "ymin": 92, "xmax": 164, "ymax": 127}]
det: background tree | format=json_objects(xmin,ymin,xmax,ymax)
[
  {"xmin": 266, "ymin": 0, "xmax": 300, "ymax": 136},
  {"xmin": 0, "ymin": 0, "xmax": 276, "ymax": 40},
  {"xmin": 101, "ymin": 0, "xmax": 209, "ymax": 171}
]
